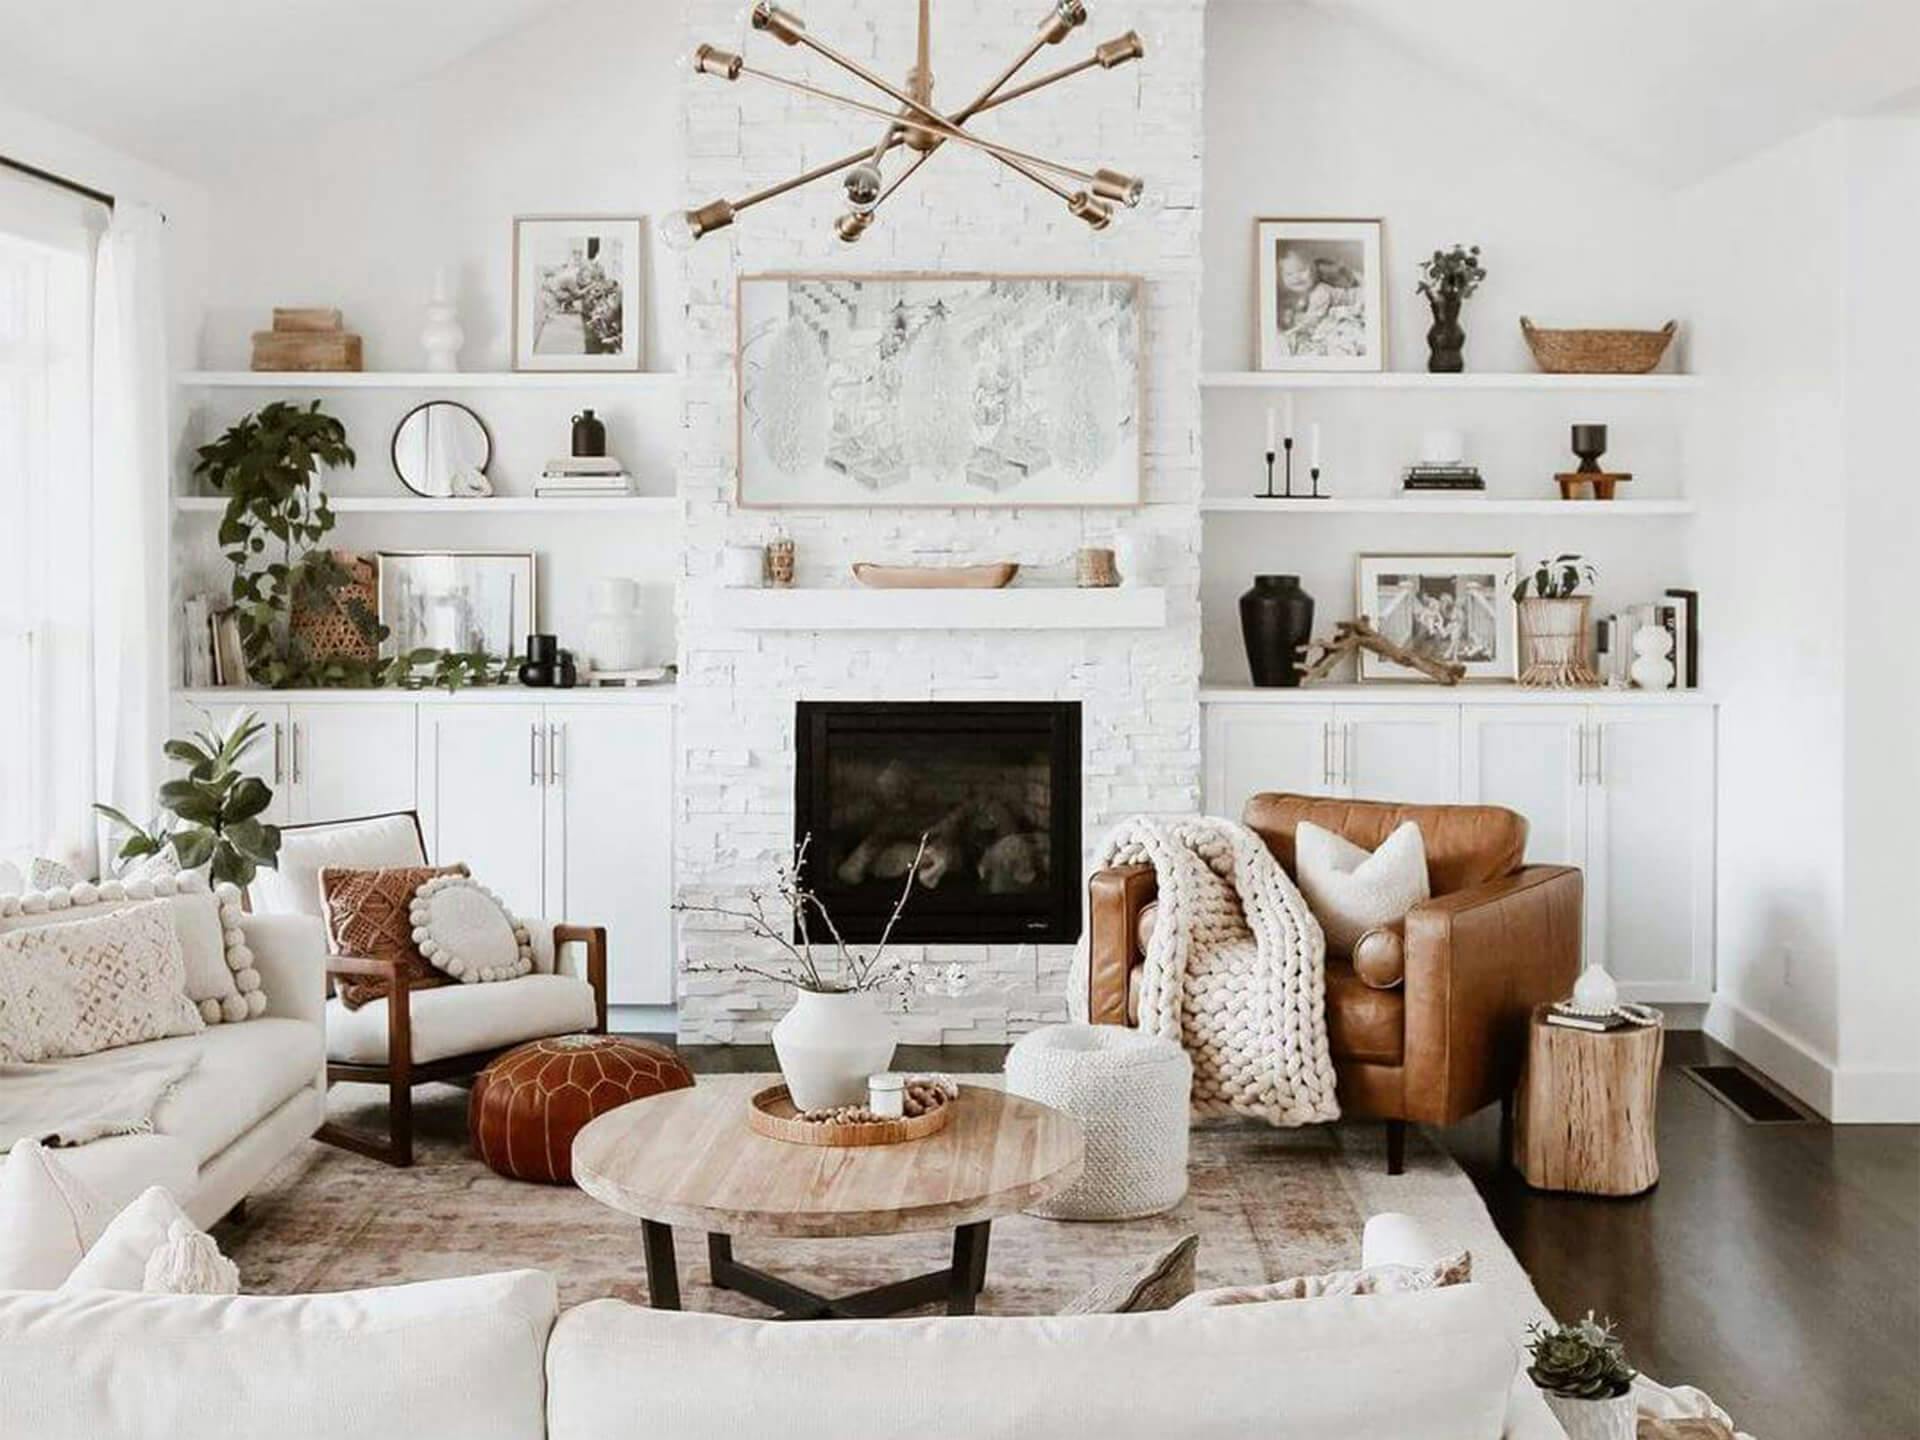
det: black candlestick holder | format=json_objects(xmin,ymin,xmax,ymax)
[
  {"xmin": 1262, "ymin": 449, "xmax": 1276, "ymax": 498},
  {"xmin": 1308, "ymin": 465, "xmax": 1325, "ymax": 499},
  {"xmin": 1283, "ymin": 436, "xmax": 1294, "ymax": 498}
]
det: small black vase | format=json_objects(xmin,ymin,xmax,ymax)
[
  {"xmin": 571, "ymin": 409, "xmax": 607, "ymax": 458},
  {"xmin": 1426, "ymin": 295, "xmax": 1465, "ymax": 373},
  {"xmin": 1240, "ymin": 575, "xmax": 1315, "ymax": 688}
]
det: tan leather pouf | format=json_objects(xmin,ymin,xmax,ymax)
[{"xmin": 470, "ymin": 1034, "xmax": 694, "ymax": 1184}]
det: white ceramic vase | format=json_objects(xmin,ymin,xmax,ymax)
[
  {"xmin": 1543, "ymin": 1392, "xmax": 1636, "ymax": 1440},
  {"xmin": 421, "ymin": 269, "xmax": 464, "ymax": 373},
  {"xmin": 771, "ymin": 987, "xmax": 896, "ymax": 1111}
]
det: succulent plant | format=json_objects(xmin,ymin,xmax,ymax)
[{"xmin": 1526, "ymin": 1312, "xmax": 1637, "ymax": 1400}]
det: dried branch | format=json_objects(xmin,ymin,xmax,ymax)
[
  {"xmin": 860, "ymin": 835, "xmax": 928, "ymax": 985},
  {"xmin": 1298, "ymin": 617, "xmax": 1466, "ymax": 686}
]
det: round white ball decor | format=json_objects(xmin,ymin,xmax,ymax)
[{"xmin": 409, "ymin": 875, "xmax": 533, "ymax": 985}]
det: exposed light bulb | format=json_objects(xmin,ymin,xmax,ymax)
[
  {"xmin": 836, "ymin": 211, "xmax": 873, "ymax": 244},
  {"xmin": 843, "ymin": 162, "xmax": 884, "ymax": 214},
  {"xmin": 659, "ymin": 210, "xmax": 699, "ymax": 251}
]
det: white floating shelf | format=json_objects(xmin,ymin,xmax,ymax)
[
  {"xmin": 1200, "ymin": 683, "xmax": 1714, "ymax": 708},
  {"xmin": 1201, "ymin": 371, "xmax": 1700, "ymax": 392},
  {"xmin": 719, "ymin": 586, "xmax": 1167, "ymax": 631},
  {"xmin": 1200, "ymin": 497, "xmax": 1694, "ymax": 517},
  {"xmin": 173, "ymin": 495, "xmax": 678, "ymax": 516},
  {"xmin": 177, "ymin": 370, "xmax": 680, "ymax": 391}
]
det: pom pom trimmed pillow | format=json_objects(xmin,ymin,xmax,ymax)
[{"xmin": 410, "ymin": 875, "xmax": 532, "ymax": 985}]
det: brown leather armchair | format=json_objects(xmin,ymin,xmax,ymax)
[{"xmin": 1086, "ymin": 794, "xmax": 1581, "ymax": 1173}]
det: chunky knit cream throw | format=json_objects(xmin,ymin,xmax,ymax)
[{"xmin": 1073, "ymin": 815, "xmax": 1341, "ymax": 1127}]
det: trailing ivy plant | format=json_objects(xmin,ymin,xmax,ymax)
[
  {"xmin": 195, "ymin": 401, "xmax": 515, "ymax": 691},
  {"xmin": 95, "ymin": 709, "xmax": 281, "ymax": 886}
]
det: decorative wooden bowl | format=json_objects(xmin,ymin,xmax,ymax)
[
  {"xmin": 747, "ymin": 1083, "xmax": 954, "ymax": 1147},
  {"xmin": 851, "ymin": 562, "xmax": 1018, "ymax": 589}
]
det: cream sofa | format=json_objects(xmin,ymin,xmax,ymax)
[
  {"xmin": 8, "ymin": 910, "xmax": 325, "ymax": 1228},
  {"xmin": 0, "ymin": 1215, "xmax": 1569, "ymax": 1439}
]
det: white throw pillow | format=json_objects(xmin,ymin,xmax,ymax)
[
  {"xmin": 0, "ymin": 873, "xmax": 263, "ymax": 1026},
  {"xmin": 0, "ymin": 1139, "xmax": 111, "ymax": 1289},
  {"xmin": 0, "ymin": 899, "xmax": 206, "ymax": 1063},
  {"xmin": 410, "ymin": 875, "xmax": 533, "ymax": 985},
  {"xmin": 61, "ymin": 1185, "xmax": 238, "ymax": 1295},
  {"xmin": 251, "ymin": 813, "xmax": 427, "ymax": 919},
  {"xmin": 1293, "ymin": 820, "xmax": 1430, "ymax": 960}
]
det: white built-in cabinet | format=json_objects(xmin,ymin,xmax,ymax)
[
  {"xmin": 173, "ymin": 691, "xmax": 677, "ymax": 1007},
  {"xmin": 1203, "ymin": 690, "xmax": 1715, "ymax": 1002}
]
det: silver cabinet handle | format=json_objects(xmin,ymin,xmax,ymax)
[
  {"xmin": 529, "ymin": 723, "xmax": 543, "ymax": 785},
  {"xmin": 290, "ymin": 721, "xmax": 302, "ymax": 785},
  {"xmin": 1591, "ymin": 724, "xmax": 1604, "ymax": 786},
  {"xmin": 1344, "ymin": 722, "xmax": 1356, "ymax": 790},
  {"xmin": 547, "ymin": 722, "xmax": 563, "ymax": 784},
  {"xmin": 272, "ymin": 722, "xmax": 284, "ymax": 786},
  {"xmin": 1321, "ymin": 721, "xmax": 1333, "ymax": 788},
  {"xmin": 1575, "ymin": 723, "xmax": 1586, "ymax": 786}
]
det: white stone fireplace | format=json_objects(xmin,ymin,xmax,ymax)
[{"xmin": 672, "ymin": 0, "xmax": 1206, "ymax": 1043}]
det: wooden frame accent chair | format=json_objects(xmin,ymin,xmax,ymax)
[
  {"xmin": 249, "ymin": 811, "xmax": 609, "ymax": 1168},
  {"xmin": 1085, "ymin": 794, "xmax": 1581, "ymax": 1174}
]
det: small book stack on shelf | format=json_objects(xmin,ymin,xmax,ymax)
[
  {"xmin": 1546, "ymin": 1002, "xmax": 1629, "ymax": 1033},
  {"xmin": 1401, "ymin": 464, "xmax": 1485, "ymax": 493},
  {"xmin": 536, "ymin": 456, "xmax": 634, "ymax": 499}
]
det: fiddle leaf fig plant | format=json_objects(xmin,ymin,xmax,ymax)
[
  {"xmin": 1514, "ymin": 553, "xmax": 1597, "ymax": 601},
  {"xmin": 94, "ymin": 709, "xmax": 282, "ymax": 886},
  {"xmin": 1525, "ymin": 1313, "xmax": 1636, "ymax": 1400},
  {"xmin": 195, "ymin": 401, "xmax": 515, "ymax": 691}
]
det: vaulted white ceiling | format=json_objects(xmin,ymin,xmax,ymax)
[{"xmin": 4, "ymin": 0, "xmax": 1920, "ymax": 186}]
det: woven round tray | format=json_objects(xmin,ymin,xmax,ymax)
[
  {"xmin": 1522, "ymin": 317, "xmax": 1677, "ymax": 374},
  {"xmin": 747, "ymin": 1083, "xmax": 954, "ymax": 1147}
]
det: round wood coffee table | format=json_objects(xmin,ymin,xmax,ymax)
[{"xmin": 573, "ymin": 1077, "xmax": 1084, "ymax": 1318}]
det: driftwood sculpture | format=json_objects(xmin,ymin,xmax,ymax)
[{"xmin": 1297, "ymin": 617, "xmax": 1466, "ymax": 686}]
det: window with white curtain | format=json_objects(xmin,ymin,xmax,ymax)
[{"xmin": 0, "ymin": 178, "xmax": 100, "ymax": 864}]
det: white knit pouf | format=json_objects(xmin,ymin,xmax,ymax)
[{"xmin": 1004, "ymin": 1024, "xmax": 1193, "ymax": 1221}]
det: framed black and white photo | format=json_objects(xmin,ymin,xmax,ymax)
[
  {"xmin": 1355, "ymin": 552, "xmax": 1518, "ymax": 682},
  {"xmin": 736, "ymin": 273, "xmax": 1142, "ymax": 507},
  {"xmin": 376, "ymin": 551, "xmax": 536, "ymax": 659},
  {"xmin": 1255, "ymin": 218, "xmax": 1384, "ymax": 372},
  {"xmin": 512, "ymin": 216, "xmax": 644, "ymax": 371}
]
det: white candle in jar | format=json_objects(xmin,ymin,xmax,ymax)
[{"xmin": 868, "ymin": 1073, "xmax": 905, "ymax": 1118}]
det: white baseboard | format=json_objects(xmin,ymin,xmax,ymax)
[
  {"xmin": 1829, "ymin": 1066, "xmax": 1920, "ymax": 1124},
  {"xmin": 1703, "ymin": 996, "xmax": 1836, "ymax": 1118},
  {"xmin": 608, "ymin": 1004, "xmax": 677, "ymax": 1037}
]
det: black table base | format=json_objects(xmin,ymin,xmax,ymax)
[{"xmin": 639, "ymin": 1219, "xmax": 992, "ymax": 1319}]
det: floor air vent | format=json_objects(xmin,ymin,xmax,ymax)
[{"xmin": 1683, "ymin": 1065, "xmax": 1816, "ymax": 1124}]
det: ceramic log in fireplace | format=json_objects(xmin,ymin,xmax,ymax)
[{"xmin": 793, "ymin": 702, "xmax": 1082, "ymax": 944}]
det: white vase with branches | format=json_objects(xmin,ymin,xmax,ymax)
[{"xmin": 676, "ymin": 836, "xmax": 937, "ymax": 1111}]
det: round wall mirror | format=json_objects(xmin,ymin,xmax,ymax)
[{"xmin": 391, "ymin": 400, "xmax": 492, "ymax": 497}]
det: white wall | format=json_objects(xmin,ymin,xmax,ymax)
[
  {"xmin": 1682, "ymin": 123, "xmax": 1850, "ymax": 1105},
  {"xmin": 1199, "ymin": 1, "xmax": 1694, "ymax": 682}
]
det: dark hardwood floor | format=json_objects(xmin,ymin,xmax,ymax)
[{"xmin": 665, "ymin": 1034, "xmax": 1920, "ymax": 1438}]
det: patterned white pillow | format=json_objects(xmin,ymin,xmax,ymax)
[
  {"xmin": 410, "ymin": 875, "xmax": 533, "ymax": 985},
  {"xmin": 0, "ymin": 875, "xmax": 263, "ymax": 1026},
  {"xmin": 0, "ymin": 900, "xmax": 206, "ymax": 1063},
  {"xmin": 1293, "ymin": 820, "xmax": 1430, "ymax": 961}
]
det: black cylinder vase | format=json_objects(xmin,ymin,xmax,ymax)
[{"xmin": 1240, "ymin": 575, "xmax": 1315, "ymax": 688}]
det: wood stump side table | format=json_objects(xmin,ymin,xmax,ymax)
[{"xmin": 1513, "ymin": 1005, "xmax": 1664, "ymax": 1196}]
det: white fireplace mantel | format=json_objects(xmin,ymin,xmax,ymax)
[{"xmin": 715, "ymin": 587, "xmax": 1169, "ymax": 631}]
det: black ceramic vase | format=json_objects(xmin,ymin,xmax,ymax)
[
  {"xmin": 1240, "ymin": 575, "xmax": 1315, "ymax": 688},
  {"xmin": 1426, "ymin": 295, "xmax": 1465, "ymax": 373}
]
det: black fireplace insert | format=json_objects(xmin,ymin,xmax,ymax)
[{"xmin": 793, "ymin": 701, "xmax": 1082, "ymax": 944}]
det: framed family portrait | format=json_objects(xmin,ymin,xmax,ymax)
[
  {"xmin": 1355, "ymin": 552, "xmax": 1518, "ymax": 683},
  {"xmin": 376, "ymin": 551, "xmax": 536, "ymax": 659},
  {"xmin": 736, "ymin": 273, "xmax": 1142, "ymax": 508},
  {"xmin": 512, "ymin": 216, "xmax": 644, "ymax": 371},
  {"xmin": 1255, "ymin": 218, "xmax": 1383, "ymax": 371}
]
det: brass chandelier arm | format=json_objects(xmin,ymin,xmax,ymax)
[
  {"xmin": 967, "ymin": 52, "xmax": 1098, "ymax": 115},
  {"xmin": 736, "ymin": 63, "xmax": 1089, "ymax": 191}
]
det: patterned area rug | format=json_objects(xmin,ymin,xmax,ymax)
[{"xmin": 220, "ymin": 1079, "xmax": 1549, "ymax": 1331}]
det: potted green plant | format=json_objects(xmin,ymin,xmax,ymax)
[
  {"xmin": 95, "ymin": 709, "xmax": 281, "ymax": 886},
  {"xmin": 1526, "ymin": 1313, "xmax": 1638, "ymax": 1440},
  {"xmin": 1416, "ymin": 243, "xmax": 1486, "ymax": 373},
  {"xmin": 1513, "ymin": 553, "xmax": 1599, "ymax": 688}
]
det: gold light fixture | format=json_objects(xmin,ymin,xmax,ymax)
[{"xmin": 661, "ymin": 0, "xmax": 1146, "ymax": 247}]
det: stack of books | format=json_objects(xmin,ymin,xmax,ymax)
[
  {"xmin": 1546, "ymin": 1002, "xmax": 1630, "ymax": 1033},
  {"xmin": 1401, "ymin": 464, "xmax": 1485, "ymax": 493},
  {"xmin": 536, "ymin": 457, "xmax": 634, "ymax": 499}
]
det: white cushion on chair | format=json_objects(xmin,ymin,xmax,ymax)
[
  {"xmin": 250, "ymin": 813, "xmax": 426, "ymax": 919},
  {"xmin": 324, "ymin": 974, "xmax": 597, "ymax": 1066}
]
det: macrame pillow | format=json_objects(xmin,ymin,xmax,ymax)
[
  {"xmin": 410, "ymin": 875, "xmax": 532, "ymax": 985},
  {"xmin": 319, "ymin": 863, "xmax": 468, "ymax": 1010},
  {"xmin": 1293, "ymin": 819, "xmax": 1430, "ymax": 961},
  {"xmin": 0, "ymin": 900, "xmax": 205, "ymax": 1063},
  {"xmin": 0, "ymin": 874, "xmax": 263, "ymax": 1026}
]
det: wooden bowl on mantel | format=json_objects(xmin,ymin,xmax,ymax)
[
  {"xmin": 747, "ymin": 1083, "xmax": 954, "ymax": 1147},
  {"xmin": 851, "ymin": 562, "xmax": 1018, "ymax": 589}
]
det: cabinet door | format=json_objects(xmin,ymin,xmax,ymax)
[
  {"xmin": 546, "ymin": 706, "xmax": 676, "ymax": 1005},
  {"xmin": 288, "ymin": 702, "xmax": 416, "ymax": 824},
  {"xmin": 1203, "ymin": 703, "xmax": 1335, "ymax": 816},
  {"xmin": 170, "ymin": 700, "xmax": 290, "ymax": 824},
  {"xmin": 1586, "ymin": 708, "xmax": 1715, "ymax": 1002},
  {"xmin": 1335, "ymin": 704, "xmax": 1461, "ymax": 805},
  {"xmin": 1459, "ymin": 705, "xmax": 1587, "ymax": 868},
  {"xmin": 418, "ymin": 704, "xmax": 548, "ymax": 920}
]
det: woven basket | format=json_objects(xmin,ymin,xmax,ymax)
[{"xmin": 1521, "ymin": 317, "xmax": 1677, "ymax": 374}]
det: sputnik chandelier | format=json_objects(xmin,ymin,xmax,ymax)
[{"xmin": 662, "ymin": 0, "xmax": 1146, "ymax": 247}]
